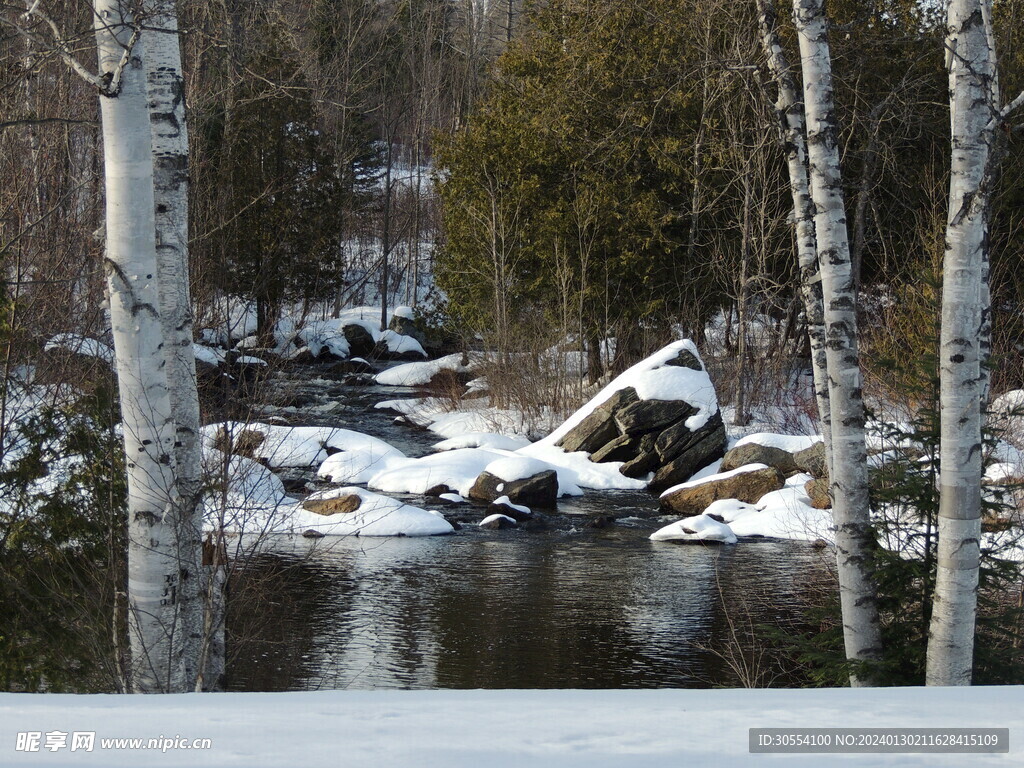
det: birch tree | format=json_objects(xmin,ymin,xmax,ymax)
[
  {"xmin": 927, "ymin": 0, "xmax": 1023, "ymax": 687},
  {"xmin": 792, "ymin": 0, "xmax": 882, "ymax": 686},
  {"xmin": 94, "ymin": 0, "xmax": 185, "ymax": 693},
  {"xmin": 755, "ymin": 0, "xmax": 831, "ymax": 459},
  {"xmin": 143, "ymin": 0, "xmax": 223, "ymax": 692}
]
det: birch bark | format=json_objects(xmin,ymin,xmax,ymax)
[
  {"xmin": 94, "ymin": 0, "xmax": 184, "ymax": 693},
  {"xmin": 926, "ymin": 0, "xmax": 996, "ymax": 687},
  {"xmin": 143, "ymin": 0, "xmax": 221, "ymax": 691},
  {"xmin": 755, "ymin": 0, "xmax": 831, "ymax": 461},
  {"xmin": 793, "ymin": 0, "xmax": 882, "ymax": 686}
]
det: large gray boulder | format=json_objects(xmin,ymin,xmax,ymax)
[{"xmin": 554, "ymin": 347, "xmax": 726, "ymax": 493}]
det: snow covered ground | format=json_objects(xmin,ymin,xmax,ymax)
[{"xmin": 1, "ymin": 686, "xmax": 1020, "ymax": 767}]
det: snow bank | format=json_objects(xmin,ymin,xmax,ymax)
[
  {"xmin": 2, "ymin": 687, "xmax": 1017, "ymax": 767},
  {"xmin": 205, "ymin": 422, "xmax": 404, "ymax": 471},
  {"xmin": 375, "ymin": 353, "xmax": 477, "ymax": 386},
  {"xmin": 433, "ymin": 433, "xmax": 532, "ymax": 452}
]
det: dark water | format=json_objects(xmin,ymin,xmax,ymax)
[{"xmin": 227, "ymin": 368, "xmax": 825, "ymax": 691}]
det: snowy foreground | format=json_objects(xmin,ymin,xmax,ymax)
[{"xmin": 1, "ymin": 687, "xmax": 1021, "ymax": 767}]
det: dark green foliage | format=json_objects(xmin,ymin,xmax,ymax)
[
  {"xmin": 191, "ymin": 3, "xmax": 380, "ymax": 341},
  {"xmin": 0, "ymin": 393, "xmax": 127, "ymax": 692},
  {"xmin": 435, "ymin": 0, "xmax": 725, "ymax": 363}
]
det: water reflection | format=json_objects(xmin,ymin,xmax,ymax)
[{"xmin": 229, "ymin": 527, "xmax": 822, "ymax": 690}]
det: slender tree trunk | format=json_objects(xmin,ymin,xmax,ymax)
[
  {"xmin": 734, "ymin": 171, "xmax": 752, "ymax": 427},
  {"xmin": 144, "ymin": 0, "xmax": 223, "ymax": 692},
  {"xmin": 926, "ymin": 0, "xmax": 997, "ymax": 687},
  {"xmin": 793, "ymin": 0, "xmax": 882, "ymax": 686},
  {"xmin": 94, "ymin": 0, "xmax": 184, "ymax": 693},
  {"xmin": 756, "ymin": 0, "xmax": 831, "ymax": 458}
]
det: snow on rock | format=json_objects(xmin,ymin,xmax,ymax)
[
  {"xmin": 491, "ymin": 496, "xmax": 531, "ymax": 516},
  {"xmin": 369, "ymin": 447, "xmax": 508, "ymax": 497},
  {"xmin": 439, "ymin": 493, "xmax": 466, "ymax": 503},
  {"xmin": 538, "ymin": 340, "xmax": 719, "ymax": 447},
  {"xmin": 649, "ymin": 471, "xmax": 832, "ymax": 543},
  {"xmin": 375, "ymin": 353, "xmax": 478, "ymax": 386},
  {"xmin": 43, "ymin": 333, "xmax": 114, "ymax": 365},
  {"xmin": 292, "ymin": 487, "xmax": 453, "ymax": 537},
  {"xmin": 206, "ymin": 422, "xmax": 404, "ymax": 471},
  {"xmin": 726, "ymin": 474, "xmax": 833, "ymax": 541},
  {"xmin": 479, "ymin": 513, "xmax": 516, "ymax": 529},
  {"xmin": 378, "ymin": 329, "xmax": 426, "ymax": 357},
  {"xmin": 658, "ymin": 463, "xmax": 772, "ymax": 498},
  {"xmin": 295, "ymin": 320, "xmax": 351, "ymax": 359},
  {"xmin": 733, "ymin": 432, "xmax": 821, "ymax": 454},
  {"xmin": 650, "ymin": 513, "xmax": 738, "ymax": 544},
  {"xmin": 193, "ymin": 343, "xmax": 226, "ymax": 366},
  {"xmin": 481, "ymin": 455, "xmax": 552, "ymax": 483},
  {"xmin": 433, "ymin": 432, "xmax": 532, "ymax": 452}
]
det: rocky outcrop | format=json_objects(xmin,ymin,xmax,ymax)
[
  {"xmin": 660, "ymin": 466, "xmax": 786, "ymax": 516},
  {"xmin": 554, "ymin": 348, "xmax": 726, "ymax": 492},
  {"xmin": 469, "ymin": 469, "xmax": 559, "ymax": 508}
]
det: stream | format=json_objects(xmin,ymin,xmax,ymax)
[{"xmin": 227, "ymin": 367, "xmax": 825, "ymax": 690}]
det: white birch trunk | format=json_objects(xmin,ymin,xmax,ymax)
[
  {"xmin": 793, "ymin": 0, "xmax": 882, "ymax": 685},
  {"xmin": 94, "ymin": 0, "xmax": 184, "ymax": 693},
  {"xmin": 143, "ymin": 0, "xmax": 219, "ymax": 691},
  {"xmin": 926, "ymin": 0, "xmax": 996, "ymax": 687},
  {"xmin": 756, "ymin": 0, "xmax": 832, "ymax": 462}
]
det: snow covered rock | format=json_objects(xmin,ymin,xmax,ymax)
[
  {"xmin": 469, "ymin": 456, "xmax": 559, "ymax": 508},
  {"xmin": 282, "ymin": 487, "xmax": 454, "ymax": 537},
  {"xmin": 659, "ymin": 464, "xmax": 786, "ymax": 515},
  {"xmin": 479, "ymin": 513, "xmax": 517, "ymax": 530},
  {"xmin": 487, "ymin": 495, "xmax": 534, "ymax": 521},
  {"xmin": 650, "ymin": 513, "xmax": 738, "ymax": 544},
  {"xmin": 546, "ymin": 341, "xmax": 726, "ymax": 491}
]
